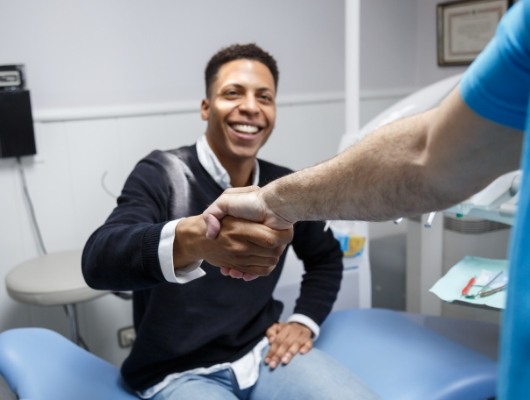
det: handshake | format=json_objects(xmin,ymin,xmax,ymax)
[{"xmin": 202, "ymin": 185, "xmax": 295, "ymax": 281}]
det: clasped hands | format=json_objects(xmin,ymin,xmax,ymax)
[{"xmin": 202, "ymin": 186, "xmax": 293, "ymax": 281}]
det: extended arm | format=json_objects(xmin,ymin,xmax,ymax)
[
  {"xmin": 83, "ymin": 155, "xmax": 293, "ymax": 291},
  {"xmin": 204, "ymin": 87, "xmax": 523, "ymax": 232}
]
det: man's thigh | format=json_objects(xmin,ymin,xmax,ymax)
[
  {"xmin": 250, "ymin": 347, "xmax": 380, "ymax": 400},
  {"xmin": 152, "ymin": 370, "xmax": 239, "ymax": 400}
]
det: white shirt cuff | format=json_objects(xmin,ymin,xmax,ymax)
[
  {"xmin": 287, "ymin": 313, "xmax": 320, "ymax": 340},
  {"xmin": 158, "ymin": 219, "xmax": 205, "ymax": 284}
]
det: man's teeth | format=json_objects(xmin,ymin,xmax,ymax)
[{"xmin": 232, "ymin": 124, "xmax": 259, "ymax": 134}]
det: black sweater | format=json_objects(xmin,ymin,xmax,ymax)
[{"xmin": 82, "ymin": 145, "xmax": 343, "ymax": 391}]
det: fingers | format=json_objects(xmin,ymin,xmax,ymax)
[
  {"xmin": 241, "ymin": 272, "xmax": 259, "ymax": 281},
  {"xmin": 203, "ymin": 185, "xmax": 293, "ymax": 237},
  {"xmin": 219, "ymin": 267, "xmax": 259, "ymax": 281},
  {"xmin": 245, "ymin": 224, "xmax": 293, "ymax": 249},
  {"xmin": 216, "ymin": 253, "xmax": 282, "ymax": 279},
  {"xmin": 204, "ymin": 213, "xmax": 222, "ymax": 240},
  {"xmin": 298, "ymin": 340, "xmax": 313, "ymax": 355},
  {"xmin": 203, "ymin": 186, "xmax": 262, "ymax": 239},
  {"xmin": 201, "ymin": 185, "xmax": 295, "ymax": 281},
  {"xmin": 266, "ymin": 338, "xmax": 312, "ymax": 368},
  {"xmin": 204, "ymin": 216, "xmax": 293, "ymax": 280},
  {"xmin": 264, "ymin": 323, "xmax": 313, "ymax": 369},
  {"xmin": 266, "ymin": 323, "xmax": 281, "ymax": 342}
]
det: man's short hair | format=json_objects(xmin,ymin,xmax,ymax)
[{"xmin": 205, "ymin": 43, "xmax": 279, "ymax": 97}]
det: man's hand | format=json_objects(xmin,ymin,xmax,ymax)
[
  {"xmin": 203, "ymin": 186, "xmax": 292, "ymax": 240},
  {"xmin": 202, "ymin": 186, "xmax": 294, "ymax": 280},
  {"xmin": 264, "ymin": 322, "xmax": 313, "ymax": 369},
  {"xmin": 175, "ymin": 215, "xmax": 293, "ymax": 280}
]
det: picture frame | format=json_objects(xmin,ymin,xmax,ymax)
[{"xmin": 437, "ymin": 0, "xmax": 512, "ymax": 66}]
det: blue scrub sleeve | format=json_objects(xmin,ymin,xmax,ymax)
[{"xmin": 460, "ymin": 0, "xmax": 530, "ymax": 131}]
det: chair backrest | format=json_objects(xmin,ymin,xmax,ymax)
[
  {"xmin": 315, "ymin": 308, "xmax": 498, "ymax": 400},
  {"xmin": 0, "ymin": 327, "xmax": 138, "ymax": 400}
]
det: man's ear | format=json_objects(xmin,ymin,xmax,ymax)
[{"xmin": 200, "ymin": 99, "xmax": 209, "ymax": 121}]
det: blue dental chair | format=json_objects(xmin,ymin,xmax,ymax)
[
  {"xmin": 0, "ymin": 327, "xmax": 138, "ymax": 400},
  {"xmin": 315, "ymin": 308, "xmax": 498, "ymax": 400},
  {"xmin": 0, "ymin": 308, "xmax": 498, "ymax": 400}
]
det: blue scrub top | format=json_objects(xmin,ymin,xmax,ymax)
[{"xmin": 461, "ymin": 1, "xmax": 530, "ymax": 398}]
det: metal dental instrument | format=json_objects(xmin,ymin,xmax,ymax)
[
  {"xmin": 479, "ymin": 284, "xmax": 507, "ymax": 298},
  {"xmin": 472, "ymin": 271, "xmax": 504, "ymax": 299}
]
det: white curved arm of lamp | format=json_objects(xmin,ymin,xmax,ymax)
[{"xmin": 339, "ymin": 73, "xmax": 462, "ymax": 152}]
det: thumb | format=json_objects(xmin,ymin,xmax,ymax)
[
  {"xmin": 203, "ymin": 212, "xmax": 222, "ymax": 239},
  {"xmin": 203, "ymin": 186, "xmax": 260, "ymax": 239}
]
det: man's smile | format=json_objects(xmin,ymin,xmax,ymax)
[{"xmin": 230, "ymin": 123, "xmax": 262, "ymax": 135}]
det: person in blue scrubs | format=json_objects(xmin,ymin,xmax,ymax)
[{"xmin": 203, "ymin": 1, "xmax": 530, "ymax": 398}]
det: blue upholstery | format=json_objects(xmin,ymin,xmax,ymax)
[
  {"xmin": 0, "ymin": 309, "xmax": 498, "ymax": 400},
  {"xmin": 0, "ymin": 327, "xmax": 138, "ymax": 400},
  {"xmin": 315, "ymin": 308, "xmax": 498, "ymax": 400}
]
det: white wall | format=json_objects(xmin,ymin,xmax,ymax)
[
  {"xmin": 0, "ymin": 0, "xmax": 347, "ymax": 366},
  {"xmin": 359, "ymin": 0, "xmax": 467, "ymax": 127},
  {"xmin": 1, "ymin": 0, "xmax": 345, "ymax": 110},
  {"xmin": 0, "ymin": 0, "xmax": 473, "ymax": 366},
  {"xmin": 360, "ymin": 0, "xmax": 467, "ymax": 91}
]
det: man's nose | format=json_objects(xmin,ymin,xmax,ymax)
[{"xmin": 239, "ymin": 95, "xmax": 259, "ymax": 114}]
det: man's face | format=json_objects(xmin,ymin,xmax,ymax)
[{"xmin": 201, "ymin": 59, "xmax": 276, "ymax": 165}]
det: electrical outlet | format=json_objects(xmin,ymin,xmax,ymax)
[{"xmin": 118, "ymin": 326, "xmax": 136, "ymax": 348}]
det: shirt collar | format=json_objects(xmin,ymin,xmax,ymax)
[{"xmin": 196, "ymin": 134, "xmax": 260, "ymax": 190}]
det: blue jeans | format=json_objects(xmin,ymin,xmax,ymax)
[{"xmin": 152, "ymin": 346, "xmax": 379, "ymax": 400}]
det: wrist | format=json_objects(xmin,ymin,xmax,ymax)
[
  {"xmin": 261, "ymin": 182, "xmax": 296, "ymax": 227},
  {"xmin": 173, "ymin": 215, "xmax": 205, "ymax": 269},
  {"xmin": 289, "ymin": 322, "xmax": 312, "ymax": 337},
  {"xmin": 287, "ymin": 314, "xmax": 319, "ymax": 339}
]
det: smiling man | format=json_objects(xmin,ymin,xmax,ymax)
[{"xmin": 82, "ymin": 44, "xmax": 378, "ymax": 400}]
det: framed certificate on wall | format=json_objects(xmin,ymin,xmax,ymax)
[{"xmin": 437, "ymin": 0, "xmax": 512, "ymax": 66}]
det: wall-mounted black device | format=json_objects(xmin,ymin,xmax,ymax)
[{"xmin": 0, "ymin": 64, "xmax": 37, "ymax": 158}]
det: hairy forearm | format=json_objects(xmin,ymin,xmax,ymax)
[
  {"xmin": 262, "ymin": 90, "xmax": 522, "ymax": 224},
  {"xmin": 263, "ymin": 115, "xmax": 440, "ymax": 223}
]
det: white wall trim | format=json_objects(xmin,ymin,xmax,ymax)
[
  {"xmin": 277, "ymin": 92, "xmax": 345, "ymax": 106},
  {"xmin": 33, "ymin": 100, "xmax": 200, "ymax": 123},
  {"xmin": 360, "ymin": 87, "xmax": 417, "ymax": 100},
  {"xmin": 32, "ymin": 88, "xmax": 418, "ymax": 123},
  {"xmin": 33, "ymin": 92, "xmax": 347, "ymax": 123}
]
